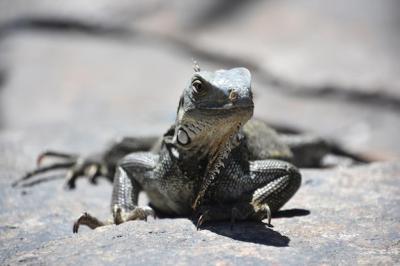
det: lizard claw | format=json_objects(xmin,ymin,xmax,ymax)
[
  {"xmin": 12, "ymin": 162, "xmax": 75, "ymax": 187},
  {"xmin": 86, "ymin": 164, "xmax": 100, "ymax": 184},
  {"xmin": 15, "ymin": 150, "xmax": 109, "ymax": 189},
  {"xmin": 196, "ymin": 210, "xmax": 209, "ymax": 230},
  {"xmin": 113, "ymin": 206, "xmax": 155, "ymax": 225},
  {"xmin": 196, "ymin": 215, "xmax": 205, "ymax": 230},
  {"xmin": 261, "ymin": 203, "xmax": 272, "ymax": 227},
  {"xmin": 127, "ymin": 206, "xmax": 155, "ymax": 222},
  {"xmin": 253, "ymin": 203, "xmax": 272, "ymax": 227},
  {"xmin": 37, "ymin": 151, "xmax": 78, "ymax": 167},
  {"xmin": 64, "ymin": 158, "xmax": 106, "ymax": 189},
  {"xmin": 73, "ymin": 212, "xmax": 105, "ymax": 233}
]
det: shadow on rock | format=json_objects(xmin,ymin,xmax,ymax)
[
  {"xmin": 202, "ymin": 221, "xmax": 290, "ymax": 247},
  {"xmin": 189, "ymin": 208, "xmax": 310, "ymax": 246},
  {"xmin": 272, "ymin": 208, "xmax": 310, "ymax": 219}
]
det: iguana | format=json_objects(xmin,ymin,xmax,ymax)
[{"xmin": 16, "ymin": 65, "xmax": 359, "ymax": 232}]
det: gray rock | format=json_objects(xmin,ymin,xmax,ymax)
[
  {"xmin": 1, "ymin": 133, "xmax": 399, "ymax": 265},
  {"xmin": 252, "ymin": 79, "xmax": 400, "ymax": 160},
  {"xmin": 1, "ymin": 31, "xmax": 400, "ymax": 159},
  {"xmin": 169, "ymin": 0, "xmax": 400, "ymax": 101},
  {"xmin": 0, "ymin": 0, "xmax": 165, "ymax": 27},
  {"xmin": 1, "ymin": 0, "xmax": 400, "ymax": 158},
  {"xmin": 2, "ymin": 1, "xmax": 400, "ymax": 102}
]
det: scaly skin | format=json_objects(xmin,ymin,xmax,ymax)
[
  {"xmin": 16, "ymin": 65, "xmax": 364, "ymax": 232},
  {"xmin": 71, "ymin": 66, "xmax": 301, "ymax": 232}
]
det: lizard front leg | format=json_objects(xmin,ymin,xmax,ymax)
[
  {"xmin": 110, "ymin": 153, "xmax": 158, "ymax": 224},
  {"xmin": 249, "ymin": 160, "xmax": 301, "ymax": 213},
  {"xmin": 198, "ymin": 160, "xmax": 301, "ymax": 228},
  {"xmin": 73, "ymin": 152, "xmax": 158, "ymax": 233}
]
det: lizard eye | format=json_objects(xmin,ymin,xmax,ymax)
[
  {"xmin": 192, "ymin": 79, "xmax": 205, "ymax": 95},
  {"xmin": 177, "ymin": 128, "xmax": 190, "ymax": 145}
]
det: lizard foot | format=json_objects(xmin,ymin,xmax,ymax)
[
  {"xmin": 73, "ymin": 212, "xmax": 107, "ymax": 233},
  {"xmin": 113, "ymin": 206, "xmax": 156, "ymax": 225},
  {"xmin": 196, "ymin": 210, "xmax": 210, "ymax": 230},
  {"xmin": 196, "ymin": 202, "xmax": 273, "ymax": 230},
  {"xmin": 72, "ymin": 206, "xmax": 155, "ymax": 233},
  {"xmin": 196, "ymin": 203, "xmax": 251, "ymax": 230},
  {"xmin": 251, "ymin": 203, "xmax": 272, "ymax": 227},
  {"xmin": 14, "ymin": 150, "xmax": 109, "ymax": 189}
]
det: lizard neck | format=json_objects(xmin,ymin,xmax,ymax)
[
  {"xmin": 172, "ymin": 118, "xmax": 242, "ymax": 210},
  {"xmin": 191, "ymin": 129, "xmax": 239, "ymax": 210}
]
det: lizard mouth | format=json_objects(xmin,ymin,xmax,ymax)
[
  {"xmin": 198, "ymin": 104, "xmax": 253, "ymax": 111},
  {"xmin": 195, "ymin": 103, "xmax": 254, "ymax": 120},
  {"xmin": 196, "ymin": 98, "xmax": 254, "ymax": 111}
]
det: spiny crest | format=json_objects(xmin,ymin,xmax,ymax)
[
  {"xmin": 192, "ymin": 126, "xmax": 240, "ymax": 210},
  {"xmin": 192, "ymin": 59, "xmax": 201, "ymax": 72}
]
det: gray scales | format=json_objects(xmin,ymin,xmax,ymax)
[{"xmin": 15, "ymin": 65, "xmax": 362, "ymax": 232}]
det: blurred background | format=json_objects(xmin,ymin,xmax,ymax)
[{"xmin": 0, "ymin": 0, "xmax": 399, "ymax": 162}]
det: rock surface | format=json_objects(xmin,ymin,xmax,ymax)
[
  {"xmin": 1, "ymin": 31, "xmax": 399, "ymax": 159},
  {"xmin": 1, "ymin": 142, "xmax": 399, "ymax": 265},
  {"xmin": 137, "ymin": 0, "xmax": 400, "ymax": 100}
]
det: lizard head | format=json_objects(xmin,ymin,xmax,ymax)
[
  {"xmin": 173, "ymin": 67, "xmax": 254, "ymax": 154},
  {"xmin": 167, "ymin": 67, "xmax": 254, "ymax": 209}
]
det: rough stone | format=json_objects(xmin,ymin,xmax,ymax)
[
  {"xmin": 3, "ymin": 1, "xmax": 400, "ymax": 100},
  {"xmin": 1, "ymin": 31, "xmax": 400, "ymax": 159},
  {"xmin": 1, "ymin": 132, "xmax": 399, "ymax": 265},
  {"xmin": 139, "ymin": 0, "xmax": 400, "ymax": 101},
  {"xmin": 0, "ymin": 0, "xmax": 165, "ymax": 26},
  {"xmin": 252, "ymin": 80, "xmax": 400, "ymax": 160}
]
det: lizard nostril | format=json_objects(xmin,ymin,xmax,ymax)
[{"xmin": 229, "ymin": 90, "xmax": 239, "ymax": 102}]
